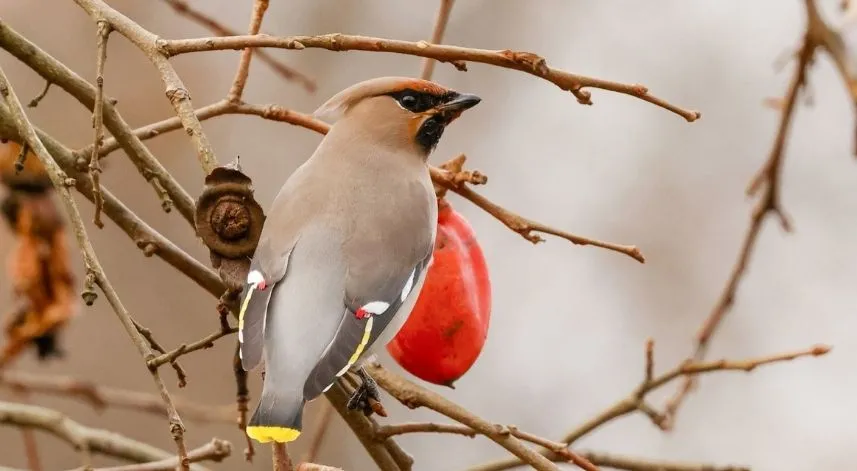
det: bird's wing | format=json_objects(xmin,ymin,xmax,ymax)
[
  {"xmin": 237, "ymin": 235, "xmax": 298, "ymax": 370},
  {"xmin": 301, "ymin": 250, "xmax": 434, "ymax": 399}
]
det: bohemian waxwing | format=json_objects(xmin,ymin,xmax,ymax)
[{"xmin": 238, "ymin": 76, "xmax": 481, "ymax": 444}]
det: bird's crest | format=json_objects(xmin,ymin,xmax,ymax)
[{"xmin": 313, "ymin": 76, "xmax": 450, "ymax": 122}]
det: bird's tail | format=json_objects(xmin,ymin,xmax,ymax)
[{"xmin": 246, "ymin": 378, "xmax": 306, "ymax": 443}]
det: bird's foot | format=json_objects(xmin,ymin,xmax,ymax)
[{"xmin": 346, "ymin": 367, "xmax": 387, "ymax": 417}]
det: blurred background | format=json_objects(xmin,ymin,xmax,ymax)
[{"xmin": 1, "ymin": 1, "xmax": 856, "ymax": 470}]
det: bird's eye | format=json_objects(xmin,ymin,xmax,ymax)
[{"xmin": 401, "ymin": 94, "xmax": 418, "ymax": 110}]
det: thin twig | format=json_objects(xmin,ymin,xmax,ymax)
[
  {"xmin": 0, "ymin": 371, "xmax": 234, "ymax": 423},
  {"xmin": 74, "ymin": 0, "xmax": 219, "ymax": 174},
  {"xmin": 431, "ymin": 169, "xmax": 645, "ymax": 263},
  {"xmin": 506, "ymin": 426, "xmax": 598, "ymax": 471},
  {"xmin": 659, "ymin": 14, "xmax": 818, "ymax": 428},
  {"xmin": 323, "ymin": 382, "xmax": 403, "ymax": 471},
  {"xmin": 469, "ymin": 450, "xmax": 749, "ymax": 471},
  {"xmin": 420, "ymin": 0, "xmax": 455, "ymax": 80},
  {"xmin": 133, "ymin": 320, "xmax": 188, "ymax": 388},
  {"xmin": 227, "ymin": 0, "xmax": 270, "ymax": 102},
  {"xmin": 93, "ymin": 100, "xmax": 327, "ymax": 157},
  {"xmin": 21, "ymin": 429, "xmax": 41, "ymax": 471},
  {"xmin": 89, "ymin": 439, "xmax": 231, "ymax": 471},
  {"xmin": 159, "ymin": 0, "xmax": 314, "ymax": 92},
  {"xmin": 96, "ymin": 100, "xmax": 641, "ymax": 262},
  {"xmin": 374, "ymin": 422, "xmax": 476, "ymax": 440},
  {"xmin": 89, "ymin": 19, "xmax": 110, "ymax": 229},
  {"xmin": 163, "ymin": 33, "xmax": 701, "ymax": 122},
  {"xmin": 568, "ymin": 344, "xmax": 828, "ymax": 444},
  {"xmin": 0, "ymin": 109, "xmax": 224, "ymax": 297},
  {"xmin": 472, "ymin": 344, "xmax": 827, "ymax": 471},
  {"xmin": 147, "ymin": 326, "xmax": 237, "ymax": 369},
  {"xmin": 26, "ymin": 81, "xmax": 51, "ymax": 108},
  {"xmin": 368, "ymin": 363, "xmax": 560, "ymax": 471},
  {"xmin": 0, "ymin": 19, "xmax": 197, "ymax": 224},
  {"xmin": 0, "ymin": 67, "xmax": 190, "ymax": 470},
  {"xmin": 0, "ymin": 401, "xmax": 215, "ymax": 469}
]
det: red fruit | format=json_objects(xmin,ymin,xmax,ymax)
[{"xmin": 387, "ymin": 198, "xmax": 491, "ymax": 387}]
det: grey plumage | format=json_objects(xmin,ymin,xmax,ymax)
[{"xmin": 238, "ymin": 77, "xmax": 480, "ymax": 443}]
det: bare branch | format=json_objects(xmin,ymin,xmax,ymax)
[
  {"xmin": 0, "ymin": 112, "xmax": 224, "ymax": 297},
  {"xmin": 368, "ymin": 363, "xmax": 560, "ymax": 471},
  {"xmin": 147, "ymin": 326, "xmax": 237, "ymax": 369},
  {"xmin": 323, "ymin": 383, "xmax": 405, "ymax": 471},
  {"xmin": 88, "ymin": 19, "xmax": 110, "ymax": 229},
  {"xmin": 0, "ymin": 371, "xmax": 234, "ymax": 424},
  {"xmin": 659, "ymin": 11, "xmax": 819, "ymax": 427},
  {"xmin": 159, "ymin": 0, "xmax": 315, "ymax": 93},
  {"xmin": 101, "ymin": 102, "xmax": 641, "ymax": 262},
  {"xmin": 374, "ymin": 422, "xmax": 477, "ymax": 440},
  {"xmin": 0, "ymin": 401, "xmax": 218, "ymax": 470},
  {"xmin": 74, "ymin": 0, "xmax": 219, "ymax": 174},
  {"xmin": 26, "ymin": 81, "xmax": 51, "ymax": 108},
  {"xmin": 163, "ymin": 33, "xmax": 701, "ymax": 122},
  {"xmin": 0, "ymin": 66, "xmax": 190, "ymax": 470},
  {"xmin": 94, "ymin": 100, "xmax": 327, "ymax": 157},
  {"xmin": 469, "ymin": 450, "xmax": 750, "ymax": 471},
  {"xmin": 0, "ymin": 19, "xmax": 197, "ymax": 224},
  {"xmin": 87, "ymin": 439, "xmax": 231, "ymax": 471},
  {"xmin": 420, "ymin": 0, "xmax": 455, "ymax": 80},
  {"xmin": 431, "ymin": 166, "xmax": 645, "ymax": 263},
  {"xmin": 227, "ymin": 0, "xmax": 269, "ymax": 101}
]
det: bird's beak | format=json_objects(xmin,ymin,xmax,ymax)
[{"xmin": 435, "ymin": 93, "xmax": 481, "ymax": 122}]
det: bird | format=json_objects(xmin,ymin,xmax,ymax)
[{"xmin": 237, "ymin": 76, "xmax": 481, "ymax": 444}]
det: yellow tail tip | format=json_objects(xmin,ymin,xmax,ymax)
[{"xmin": 246, "ymin": 426, "xmax": 301, "ymax": 443}]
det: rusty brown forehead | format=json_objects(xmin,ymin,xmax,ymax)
[{"xmin": 388, "ymin": 80, "xmax": 450, "ymax": 96}]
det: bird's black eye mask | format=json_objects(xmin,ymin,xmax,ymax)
[
  {"xmin": 388, "ymin": 89, "xmax": 459, "ymax": 113},
  {"xmin": 388, "ymin": 89, "xmax": 459, "ymax": 153}
]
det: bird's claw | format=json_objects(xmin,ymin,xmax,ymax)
[{"xmin": 346, "ymin": 368, "xmax": 387, "ymax": 417}]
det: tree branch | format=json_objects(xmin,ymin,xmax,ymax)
[
  {"xmin": 74, "ymin": 0, "xmax": 219, "ymax": 174},
  {"xmin": 147, "ymin": 326, "xmax": 237, "ymax": 369},
  {"xmin": 88, "ymin": 19, "xmax": 110, "ymax": 229},
  {"xmin": 0, "ymin": 109, "xmax": 224, "ymax": 297},
  {"xmin": 96, "ymin": 99, "xmax": 644, "ymax": 262},
  {"xmin": 163, "ymin": 33, "xmax": 701, "ymax": 122},
  {"xmin": 159, "ymin": 0, "xmax": 315, "ymax": 93},
  {"xmin": 658, "ymin": 5, "xmax": 820, "ymax": 427},
  {"xmin": 368, "ymin": 363, "xmax": 560, "ymax": 471},
  {"xmin": 0, "ymin": 401, "xmax": 218, "ymax": 470},
  {"xmin": 0, "ymin": 19, "xmax": 196, "ymax": 224},
  {"xmin": 0, "ymin": 66, "xmax": 190, "ymax": 470},
  {"xmin": 227, "ymin": 0, "xmax": 269, "ymax": 102},
  {"xmin": 85, "ymin": 439, "xmax": 231, "ymax": 471},
  {"xmin": 469, "ymin": 343, "xmax": 828, "ymax": 471},
  {"xmin": 420, "ymin": 0, "xmax": 455, "ymax": 80},
  {"xmin": 0, "ymin": 371, "xmax": 234, "ymax": 424}
]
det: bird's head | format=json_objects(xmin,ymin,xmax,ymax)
[{"xmin": 313, "ymin": 76, "xmax": 481, "ymax": 157}]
